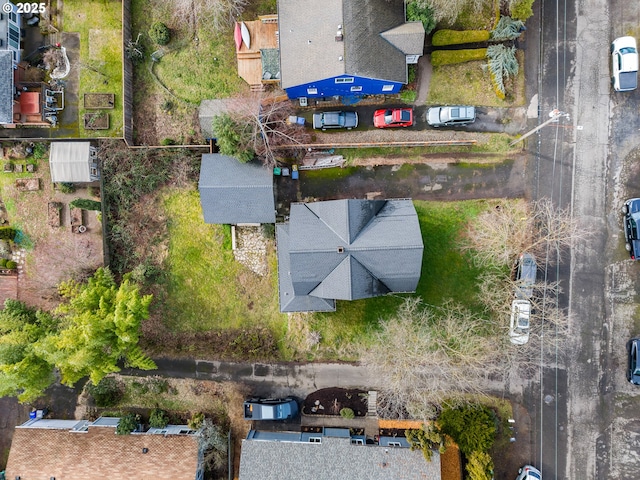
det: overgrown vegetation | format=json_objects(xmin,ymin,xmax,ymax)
[
  {"xmin": 116, "ymin": 412, "xmax": 140, "ymax": 435},
  {"xmin": 406, "ymin": 423, "xmax": 448, "ymax": 461},
  {"xmin": 406, "ymin": 0, "xmax": 437, "ymax": 34}
]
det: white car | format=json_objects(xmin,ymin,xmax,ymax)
[
  {"xmin": 516, "ymin": 465, "xmax": 541, "ymax": 480},
  {"xmin": 509, "ymin": 299, "xmax": 531, "ymax": 345},
  {"xmin": 611, "ymin": 36, "xmax": 638, "ymax": 92}
]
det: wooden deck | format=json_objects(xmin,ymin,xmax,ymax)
[{"xmin": 237, "ymin": 17, "xmax": 280, "ymax": 90}]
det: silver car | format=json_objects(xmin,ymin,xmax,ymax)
[
  {"xmin": 427, "ymin": 105, "xmax": 476, "ymax": 127},
  {"xmin": 312, "ymin": 111, "xmax": 358, "ymax": 130}
]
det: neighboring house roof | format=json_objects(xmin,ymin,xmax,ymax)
[
  {"xmin": 0, "ymin": 50, "xmax": 13, "ymax": 124},
  {"xmin": 5, "ymin": 418, "xmax": 202, "ymax": 480},
  {"xmin": 198, "ymin": 99, "xmax": 234, "ymax": 139},
  {"xmin": 239, "ymin": 430, "xmax": 440, "ymax": 480},
  {"xmin": 278, "ymin": 0, "xmax": 422, "ymax": 89},
  {"xmin": 49, "ymin": 141, "xmax": 94, "ymax": 182},
  {"xmin": 277, "ymin": 199, "xmax": 423, "ymax": 312},
  {"xmin": 198, "ymin": 154, "xmax": 275, "ymax": 224}
]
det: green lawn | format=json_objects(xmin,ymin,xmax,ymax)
[
  {"xmin": 160, "ymin": 188, "xmax": 285, "ymax": 335},
  {"xmin": 64, "ymin": 0, "xmax": 123, "ymax": 137}
]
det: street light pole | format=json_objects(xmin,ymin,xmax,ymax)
[{"xmin": 509, "ymin": 109, "xmax": 571, "ymax": 147}]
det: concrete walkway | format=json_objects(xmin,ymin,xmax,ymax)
[
  {"xmin": 414, "ymin": 54, "xmax": 433, "ymax": 105},
  {"xmin": 121, "ymin": 358, "xmax": 383, "ymax": 399}
]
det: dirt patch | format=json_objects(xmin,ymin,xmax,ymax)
[
  {"xmin": 84, "ymin": 93, "xmax": 115, "ymax": 109},
  {"xmin": 84, "ymin": 112, "xmax": 110, "ymax": 129},
  {"xmin": 302, "ymin": 388, "xmax": 368, "ymax": 417}
]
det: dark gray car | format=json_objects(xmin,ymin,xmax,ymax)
[
  {"xmin": 514, "ymin": 252, "xmax": 537, "ymax": 299},
  {"xmin": 426, "ymin": 105, "xmax": 476, "ymax": 127},
  {"xmin": 623, "ymin": 198, "xmax": 640, "ymax": 260},
  {"xmin": 312, "ymin": 111, "xmax": 358, "ymax": 130},
  {"xmin": 628, "ymin": 339, "xmax": 640, "ymax": 385}
]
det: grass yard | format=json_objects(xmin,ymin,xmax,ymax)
[
  {"xmin": 303, "ymin": 200, "xmax": 491, "ymax": 360},
  {"xmin": 64, "ymin": 0, "xmax": 123, "ymax": 137},
  {"xmin": 160, "ymin": 188, "xmax": 285, "ymax": 335}
]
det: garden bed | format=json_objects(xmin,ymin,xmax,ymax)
[
  {"xmin": 84, "ymin": 93, "xmax": 115, "ymax": 109},
  {"xmin": 15, "ymin": 178, "xmax": 40, "ymax": 191},
  {"xmin": 302, "ymin": 388, "xmax": 368, "ymax": 417},
  {"xmin": 48, "ymin": 202, "xmax": 62, "ymax": 227},
  {"xmin": 84, "ymin": 112, "xmax": 110, "ymax": 130}
]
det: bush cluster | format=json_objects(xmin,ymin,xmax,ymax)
[
  {"xmin": 510, "ymin": 0, "xmax": 535, "ymax": 21},
  {"xmin": 0, "ymin": 227, "xmax": 16, "ymax": 241},
  {"xmin": 432, "ymin": 30, "xmax": 490, "ymax": 47},
  {"xmin": 5, "ymin": 260, "xmax": 16, "ymax": 269},
  {"xmin": 87, "ymin": 377, "xmax": 124, "ymax": 407},
  {"xmin": 339, "ymin": 407, "xmax": 355, "ymax": 419},
  {"xmin": 70, "ymin": 198, "xmax": 102, "ymax": 211},
  {"xmin": 149, "ymin": 408, "xmax": 170, "ymax": 428},
  {"xmin": 406, "ymin": 1, "xmax": 436, "ymax": 34},
  {"xmin": 431, "ymin": 48, "xmax": 488, "ymax": 66},
  {"xmin": 56, "ymin": 182, "xmax": 76, "ymax": 194},
  {"xmin": 116, "ymin": 412, "xmax": 140, "ymax": 435},
  {"xmin": 149, "ymin": 22, "xmax": 171, "ymax": 45}
]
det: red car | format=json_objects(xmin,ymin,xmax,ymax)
[{"xmin": 373, "ymin": 108, "xmax": 414, "ymax": 128}]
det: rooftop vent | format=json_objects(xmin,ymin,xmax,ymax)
[
  {"xmin": 142, "ymin": 448, "xmax": 149, "ymax": 454},
  {"xmin": 338, "ymin": 56, "xmax": 343, "ymax": 62},
  {"xmin": 337, "ymin": 246, "xmax": 344, "ymax": 253},
  {"xmin": 335, "ymin": 32, "xmax": 343, "ymax": 42}
]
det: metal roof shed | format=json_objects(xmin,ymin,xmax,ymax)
[{"xmin": 49, "ymin": 141, "xmax": 99, "ymax": 183}]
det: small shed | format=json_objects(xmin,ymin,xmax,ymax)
[
  {"xmin": 49, "ymin": 142, "xmax": 99, "ymax": 183},
  {"xmin": 198, "ymin": 154, "xmax": 276, "ymax": 224}
]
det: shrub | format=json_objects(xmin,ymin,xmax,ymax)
[
  {"xmin": 161, "ymin": 138, "xmax": 177, "ymax": 146},
  {"xmin": 87, "ymin": 186, "xmax": 100, "ymax": 198},
  {"xmin": 400, "ymin": 89, "xmax": 417, "ymax": 103},
  {"xmin": 116, "ymin": 412, "xmax": 140, "ymax": 435},
  {"xmin": 406, "ymin": 1, "xmax": 436, "ymax": 34},
  {"xmin": 406, "ymin": 424, "xmax": 447, "ymax": 461},
  {"xmin": 188, "ymin": 412, "xmax": 205, "ymax": 430},
  {"xmin": 431, "ymin": 48, "xmax": 488, "ymax": 66},
  {"xmin": 70, "ymin": 198, "xmax": 102, "ymax": 211},
  {"xmin": 486, "ymin": 44, "xmax": 519, "ymax": 97},
  {"xmin": 490, "ymin": 16, "xmax": 525, "ymax": 41},
  {"xmin": 5, "ymin": 260, "xmax": 16, "ymax": 269},
  {"xmin": 0, "ymin": 258, "xmax": 7, "ymax": 267},
  {"xmin": 509, "ymin": 0, "xmax": 535, "ymax": 21},
  {"xmin": 437, "ymin": 405, "xmax": 496, "ymax": 456},
  {"xmin": 212, "ymin": 113, "xmax": 255, "ymax": 163},
  {"xmin": 340, "ymin": 407, "xmax": 355, "ymax": 419},
  {"xmin": 0, "ymin": 227, "xmax": 16, "ymax": 241},
  {"xmin": 149, "ymin": 22, "xmax": 170, "ymax": 45},
  {"xmin": 87, "ymin": 377, "xmax": 124, "ymax": 407},
  {"xmin": 432, "ymin": 30, "xmax": 490, "ymax": 47},
  {"xmin": 56, "ymin": 182, "xmax": 75, "ymax": 194},
  {"xmin": 466, "ymin": 451, "xmax": 494, "ymax": 480},
  {"xmin": 149, "ymin": 408, "xmax": 170, "ymax": 428},
  {"xmin": 31, "ymin": 142, "xmax": 47, "ymax": 160}
]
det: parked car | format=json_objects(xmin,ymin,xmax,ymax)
[
  {"xmin": 243, "ymin": 397, "xmax": 299, "ymax": 420},
  {"xmin": 622, "ymin": 198, "xmax": 640, "ymax": 260},
  {"xmin": 611, "ymin": 36, "xmax": 638, "ymax": 92},
  {"xmin": 426, "ymin": 105, "xmax": 476, "ymax": 127},
  {"xmin": 514, "ymin": 253, "xmax": 537, "ymax": 299},
  {"xmin": 312, "ymin": 111, "xmax": 358, "ymax": 130},
  {"xmin": 628, "ymin": 339, "xmax": 640, "ymax": 385},
  {"xmin": 509, "ymin": 299, "xmax": 531, "ymax": 345},
  {"xmin": 373, "ymin": 108, "xmax": 413, "ymax": 128},
  {"xmin": 516, "ymin": 465, "xmax": 542, "ymax": 480}
]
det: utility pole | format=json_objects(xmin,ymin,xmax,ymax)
[{"xmin": 510, "ymin": 109, "xmax": 571, "ymax": 146}]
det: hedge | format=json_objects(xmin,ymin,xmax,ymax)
[
  {"xmin": 432, "ymin": 30, "xmax": 490, "ymax": 46},
  {"xmin": 431, "ymin": 48, "xmax": 488, "ymax": 66},
  {"xmin": 5, "ymin": 260, "xmax": 17, "ymax": 269},
  {"xmin": 0, "ymin": 227, "xmax": 16, "ymax": 241},
  {"xmin": 70, "ymin": 199, "xmax": 102, "ymax": 211}
]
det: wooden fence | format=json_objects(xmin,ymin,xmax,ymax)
[{"xmin": 122, "ymin": 0, "xmax": 134, "ymax": 145}]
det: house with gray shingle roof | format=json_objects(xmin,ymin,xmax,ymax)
[
  {"xmin": 277, "ymin": 0, "xmax": 424, "ymax": 99},
  {"xmin": 239, "ymin": 428, "xmax": 441, "ymax": 480},
  {"xmin": 276, "ymin": 198, "xmax": 423, "ymax": 312},
  {"xmin": 199, "ymin": 154, "xmax": 276, "ymax": 225},
  {"xmin": 5, "ymin": 416, "xmax": 204, "ymax": 480}
]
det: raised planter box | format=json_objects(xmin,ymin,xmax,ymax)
[
  {"xmin": 70, "ymin": 207, "xmax": 83, "ymax": 227},
  {"xmin": 48, "ymin": 202, "xmax": 62, "ymax": 227},
  {"xmin": 15, "ymin": 178, "xmax": 40, "ymax": 191},
  {"xmin": 83, "ymin": 112, "xmax": 109, "ymax": 130},
  {"xmin": 84, "ymin": 93, "xmax": 115, "ymax": 109}
]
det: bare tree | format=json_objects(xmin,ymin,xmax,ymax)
[
  {"xmin": 159, "ymin": 0, "xmax": 248, "ymax": 30},
  {"xmin": 413, "ymin": 0, "xmax": 490, "ymax": 23},
  {"xmin": 215, "ymin": 93, "xmax": 311, "ymax": 167}
]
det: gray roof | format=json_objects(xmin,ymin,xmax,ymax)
[
  {"xmin": 198, "ymin": 154, "xmax": 275, "ymax": 224},
  {"xmin": 198, "ymin": 99, "xmax": 234, "ymax": 139},
  {"xmin": 0, "ymin": 50, "xmax": 13, "ymax": 124},
  {"xmin": 278, "ymin": 0, "xmax": 422, "ymax": 89},
  {"xmin": 49, "ymin": 142, "xmax": 93, "ymax": 182},
  {"xmin": 276, "ymin": 199, "xmax": 423, "ymax": 312},
  {"xmin": 380, "ymin": 21, "xmax": 426, "ymax": 55},
  {"xmin": 239, "ymin": 433, "xmax": 440, "ymax": 480}
]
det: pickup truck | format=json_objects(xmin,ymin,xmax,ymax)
[{"xmin": 243, "ymin": 397, "xmax": 298, "ymax": 420}]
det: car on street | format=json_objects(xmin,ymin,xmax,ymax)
[
  {"xmin": 611, "ymin": 36, "xmax": 638, "ymax": 92},
  {"xmin": 514, "ymin": 253, "xmax": 537, "ymax": 299},
  {"xmin": 516, "ymin": 465, "xmax": 542, "ymax": 480},
  {"xmin": 426, "ymin": 105, "xmax": 476, "ymax": 127},
  {"xmin": 628, "ymin": 339, "xmax": 640, "ymax": 385},
  {"xmin": 509, "ymin": 299, "xmax": 531, "ymax": 345},
  {"xmin": 622, "ymin": 198, "xmax": 640, "ymax": 260},
  {"xmin": 373, "ymin": 108, "xmax": 413, "ymax": 128},
  {"xmin": 243, "ymin": 397, "xmax": 299, "ymax": 420},
  {"xmin": 312, "ymin": 111, "xmax": 358, "ymax": 130}
]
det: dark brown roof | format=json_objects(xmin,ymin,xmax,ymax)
[{"xmin": 6, "ymin": 425, "xmax": 201, "ymax": 480}]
